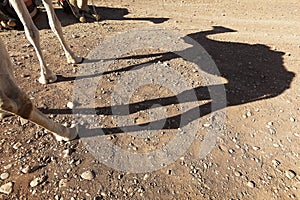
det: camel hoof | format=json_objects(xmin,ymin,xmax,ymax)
[
  {"xmin": 53, "ymin": 126, "xmax": 79, "ymax": 142},
  {"xmin": 67, "ymin": 56, "xmax": 83, "ymax": 64},
  {"xmin": 39, "ymin": 74, "xmax": 57, "ymax": 84},
  {"xmin": 79, "ymin": 16, "xmax": 86, "ymax": 23},
  {"xmin": 7, "ymin": 20, "xmax": 16, "ymax": 27}
]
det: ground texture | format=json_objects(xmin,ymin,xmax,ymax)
[{"xmin": 0, "ymin": 0, "xmax": 300, "ymax": 199}]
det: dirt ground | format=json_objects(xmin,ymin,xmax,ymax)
[{"xmin": 0, "ymin": 0, "xmax": 300, "ymax": 199}]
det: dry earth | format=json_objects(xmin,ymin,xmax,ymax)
[{"xmin": 0, "ymin": 0, "xmax": 300, "ymax": 199}]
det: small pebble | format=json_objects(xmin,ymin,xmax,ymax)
[
  {"xmin": 286, "ymin": 170, "xmax": 296, "ymax": 180},
  {"xmin": 4, "ymin": 164, "xmax": 12, "ymax": 170},
  {"xmin": 252, "ymin": 146, "xmax": 260, "ymax": 151},
  {"xmin": 30, "ymin": 175, "xmax": 47, "ymax": 187},
  {"xmin": 228, "ymin": 149, "xmax": 235, "ymax": 154},
  {"xmin": 59, "ymin": 179, "xmax": 68, "ymax": 188},
  {"xmin": 13, "ymin": 142, "xmax": 22, "ymax": 150},
  {"xmin": 267, "ymin": 121, "xmax": 273, "ymax": 126},
  {"xmin": 19, "ymin": 118, "xmax": 29, "ymax": 126},
  {"xmin": 81, "ymin": 170, "xmax": 95, "ymax": 180},
  {"xmin": 63, "ymin": 149, "xmax": 74, "ymax": 158},
  {"xmin": 246, "ymin": 181, "xmax": 255, "ymax": 188},
  {"xmin": 21, "ymin": 165, "xmax": 30, "ymax": 174},
  {"xmin": 67, "ymin": 102, "xmax": 74, "ymax": 109},
  {"xmin": 117, "ymin": 174, "xmax": 123, "ymax": 180},
  {"xmin": 71, "ymin": 34, "xmax": 80, "ymax": 39},
  {"xmin": 100, "ymin": 192, "xmax": 107, "ymax": 197},
  {"xmin": 269, "ymin": 128, "xmax": 276, "ymax": 135},
  {"xmin": 0, "ymin": 172, "xmax": 9, "ymax": 180},
  {"xmin": 272, "ymin": 160, "xmax": 281, "ymax": 168},
  {"xmin": 0, "ymin": 182, "xmax": 13, "ymax": 195},
  {"xmin": 132, "ymin": 146, "xmax": 138, "ymax": 151},
  {"xmin": 246, "ymin": 111, "xmax": 252, "ymax": 117},
  {"xmin": 273, "ymin": 143, "xmax": 279, "ymax": 148},
  {"xmin": 290, "ymin": 117, "xmax": 296, "ymax": 122},
  {"xmin": 234, "ymin": 171, "xmax": 242, "ymax": 177},
  {"xmin": 203, "ymin": 123, "xmax": 211, "ymax": 127},
  {"xmin": 143, "ymin": 174, "xmax": 150, "ymax": 180}
]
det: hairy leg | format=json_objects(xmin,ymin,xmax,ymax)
[
  {"xmin": 9, "ymin": 0, "xmax": 57, "ymax": 84},
  {"xmin": 0, "ymin": 39, "xmax": 78, "ymax": 141},
  {"xmin": 42, "ymin": 0, "xmax": 83, "ymax": 64}
]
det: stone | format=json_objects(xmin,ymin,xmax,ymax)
[
  {"xmin": 246, "ymin": 181, "xmax": 255, "ymax": 188},
  {"xmin": 19, "ymin": 118, "xmax": 29, "ymax": 126},
  {"xmin": 0, "ymin": 172, "xmax": 9, "ymax": 180},
  {"xmin": 269, "ymin": 128, "xmax": 276, "ymax": 135},
  {"xmin": 30, "ymin": 175, "xmax": 47, "ymax": 187},
  {"xmin": 286, "ymin": 170, "xmax": 296, "ymax": 179},
  {"xmin": 81, "ymin": 170, "xmax": 95, "ymax": 180},
  {"xmin": 100, "ymin": 192, "xmax": 107, "ymax": 197},
  {"xmin": 21, "ymin": 166, "xmax": 30, "ymax": 174},
  {"xmin": 67, "ymin": 102, "xmax": 74, "ymax": 109},
  {"xmin": 234, "ymin": 171, "xmax": 242, "ymax": 177},
  {"xmin": 4, "ymin": 164, "xmax": 12, "ymax": 170},
  {"xmin": 143, "ymin": 174, "xmax": 150, "ymax": 180},
  {"xmin": 272, "ymin": 160, "xmax": 281, "ymax": 168},
  {"xmin": 228, "ymin": 149, "xmax": 235, "ymax": 154},
  {"xmin": 246, "ymin": 111, "xmax": 252, "ymax": 117},
  {"xmin": 290, "ymin": 117, "xmax": 296, "ymax": 122},
  {"xmin": 59, "ymin": 179, "xmax": 68, "ymax": 188},
  {"xmin": 0, "ymin": 182, "xmax": 13, "ymax": 195},
  {"xmin": 252, "ymin": 146, "xmax": 260, "ymax": 151},
  {"xmin": 63, "ymin": 149, "xmax": 74, "ymax": 158},
  {"xmin": 71, "ymin": 34, "xmax": 80, "ymax": 39},
  {"xmin": 13, "ymin": 142, "xmax": 22, "ymax": 150}
]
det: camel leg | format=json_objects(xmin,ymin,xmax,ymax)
[
  {"xmin": 68, "ymin": 0, "xmax": 87, "ymax": 22},
  {"xmin": 9, "ymin": 0, "xmax": 57, "ymax": 84},
  {"xmin": 0, "ymin": 91, "xmax": 78, "ymax": 141},
  {"xmin": 0, "ymin": 39, "xmax": 78, "ymax": 141},
  {"xmin": 28, "ymin": 107, "xmax": 78, "ymax": 141},
  {"xmin": 78, "ymin": 0, "xmax": 101, "ymax": 21},
  {"xmin": 42, "ymin": 0, "xmax": 83, "ymax": 64},
  {"xmin": 77, "ymin": 0, "xmax": 89, "ymax": 12}
]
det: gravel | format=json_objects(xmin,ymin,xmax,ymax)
[
  {"xmin": 81, "ymin": 170, "xmax": 96, "ymax": 180},
  {"xmin": 0, "ymin": 172, "xmax": 10, "ymax": 180},
  {"xmin": 285, "ymin": 170, "xmax": 296, "ymax": 180},
  {"xmin": 0, "ymin": 182, "xmax": 13, "ymax": 195}
]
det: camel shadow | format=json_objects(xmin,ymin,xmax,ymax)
[
  {"xmin": 41, "ymin": 26, "xmax": 295, "ymax": 137},
  {"xmin": 34, "ymin": 5, "xmax": 168, "ymax": 29}
]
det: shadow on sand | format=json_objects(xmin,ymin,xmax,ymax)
[
  {"xmin": 41, "ymin": 26, "xmax": 295, "ymax": 137},
  {"xmin": 34, "ymin": 5, "xmax": 169, "ymax": 29}
]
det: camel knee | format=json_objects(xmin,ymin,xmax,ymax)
[
  {"xmin": 0, "ymin": 90, "xmax": 33, "ymax": 119},
  {"xmin": 0, "ymin": 91, "xmax": 17, "ymax": 115}
]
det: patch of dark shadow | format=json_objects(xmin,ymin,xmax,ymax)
[
  {"xmin": 41, "ymin": 26, "xmax": 295, "ymax": 137},
  {"xmin": 33, "ymin": 5, "xmax": 168, "ymax": 29}
]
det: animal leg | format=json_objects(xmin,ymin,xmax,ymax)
[
  {"xmin": 67, "ymin": 0, "xmax": 86, "ymax": 23},
  {"xmin": 79, "ymin": 0, "xmax": 101, "ymax": 21},
  {"xmin": 9, "ymin": 0, "xmax": 57, "ymax": 84},
  {"xmin": 42, "ymin": 0, "xmax": 83, "ymax": 64},
  {"xmin": 0, "ymin": 39, "xmax": 78, "ymax": 141},
  {"xmin": 0, "ymin": 89, "xmax": 78, "ymax": 141}
]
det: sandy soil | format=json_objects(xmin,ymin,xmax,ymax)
[{"xmin": 0, "ymin": 0, "xmax": 300, "ymax": 199}]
